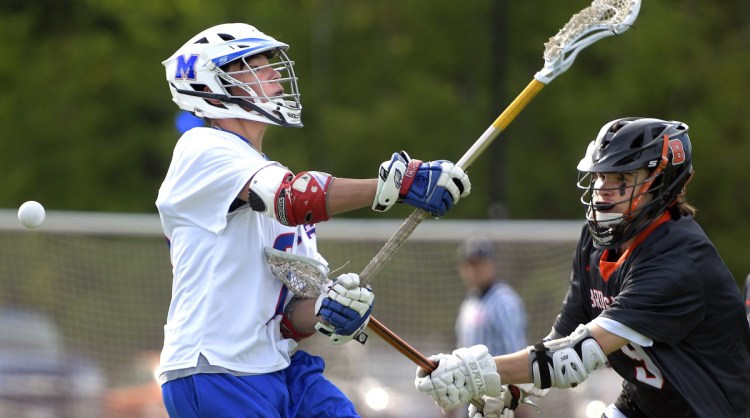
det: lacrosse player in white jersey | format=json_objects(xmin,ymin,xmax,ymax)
[{"xmin": 156, "ymin": 23, "xmax": 471, "ymax": 418}]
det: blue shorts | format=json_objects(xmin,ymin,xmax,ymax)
[{"xmin": 161, "ymin": 350, "xmax": 359, "ymax": 418}]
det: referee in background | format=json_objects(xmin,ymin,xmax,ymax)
[
  {"xmin": 452, "ymin": 237, "xmax": 530, "ymax": 417},
  {"xmin": 455, "ymin": 237, "xmax": 528, "ymax": 356}
]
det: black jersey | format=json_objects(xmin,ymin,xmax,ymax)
[{"xmin": 553, "ymin": 214, "xmax": 750, "ymax": 418}]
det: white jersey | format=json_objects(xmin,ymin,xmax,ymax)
[{"xmin": 155, "ymin": 127, "xmax": 327, "ymax": 376}]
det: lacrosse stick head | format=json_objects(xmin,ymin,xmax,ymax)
[
  {"xmin": 535, "ymin": 0, "xmax": 641, "ymax": 84},
  {"xmin": 264, "ymin": 247, "xmax": 330, "ymax": 298}
]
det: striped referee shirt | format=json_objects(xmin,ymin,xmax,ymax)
[{"xmin": 455, "ymin": 281, "xmax": 527, "ymax": 355}]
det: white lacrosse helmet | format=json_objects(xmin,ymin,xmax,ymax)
[{"xmin": 162, "ymin": 23, "xmax": 302, "ymax": 127}]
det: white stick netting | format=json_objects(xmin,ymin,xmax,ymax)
[
  {"xmin": 264, "ymin": 247, "xmax": 329, "ymax": 298},
  {"xmin": 544, "ymin": 0, "xmax": 637, "ymax": 63}
]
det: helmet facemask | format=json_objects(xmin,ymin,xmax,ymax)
[
  {"xmin": 578, "ymin": 169, "xmax": 666, "ymax": 249},
  {"xmin": 576, "ymin": 117, "xmax": 694, "ymax": 249},
  {"xmin": 163, "ymin": 23, "xmax": 303, "ymax": 127},
  {"xmin": 207, "ymin": 50, "xmax": 302, "ymax": 125}
]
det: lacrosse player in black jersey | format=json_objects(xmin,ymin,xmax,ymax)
[{"xmin": 414, "ymin": 117, "xmax": 750, "ymax": 418}]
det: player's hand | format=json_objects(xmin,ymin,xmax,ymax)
[
  {"xmin": 515, "ymin": 383, "xmax": 550, "ymax": 399},
  {"xmin": 314, "ymin": 273, "xmax": 373, "ymax": 345},
  {"xmin": 373, "ymin": 151, "xmax": 471, "ymax": 216},
  {"xmin": 530, "ymin": 324, "xmax": 607, "ymax": 389},
  {"xmin": 414, "ymin": 345, "xmax": 501, "ymax": 410},
  {"xmin": 467, "ymin": 384, "xmax": 545, "ymax": 418},
  {"xmin": 468, "ymin": 392, "xmax": 514, "ymax": 418}
]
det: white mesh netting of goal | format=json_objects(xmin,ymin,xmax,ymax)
[{"xmin": 0, "ymin": 210, "xmax": 622, "ymax": 418}]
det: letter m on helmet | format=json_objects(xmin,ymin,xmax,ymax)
[{"xmin": 174, "ymin": 55, "xmax": 199, "ymax": 80}]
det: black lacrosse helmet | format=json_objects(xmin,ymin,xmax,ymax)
[{"xmin": 576, "ymin": 117, "xmax": 694, "ymax": 249}]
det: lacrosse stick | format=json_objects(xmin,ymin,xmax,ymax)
[
  {"xmin": 264, "ymin": 249, "xmax": 508, "ymax": 410},
  {"xmin": 265, "ymin": 248, "xmax": 513, "ymax": 411},
  {"xmin": 359, "ymin": 0, "xmax": 641, "ymax": 287},
  {"xmin": 264, "ymin": 247, "xmax": 487, "ymax": 409}
]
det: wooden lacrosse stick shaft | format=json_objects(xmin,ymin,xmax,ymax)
[
  {"xmin": 367, "ymin": 316, "xmax": 437, "ymax": 371},
  {"xmin": 367, "ymin": 316, "xmax": 486, "ymax": 409}
]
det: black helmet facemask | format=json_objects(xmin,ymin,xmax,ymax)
[{"xmin": 576, "ymin": 117, "xmax": 694, "ymax": 249}]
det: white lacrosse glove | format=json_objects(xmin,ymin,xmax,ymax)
[
  {"xmin": 373, "ymin": 151, "xmax": 471, "ymax": 216},
  {"xmin": 515, "ymin": 383, "xmax": 550, "ymax": 399},
  {"xmin": 468, "ymin": 394, "xmax": 513, "ymax": 418},
  {"xmin": 314, "ymin": 273, "xmax": 374, "ymax": 345},
  {"xmin": 414, "ymin": 344, "xmax": 502, "ymax": 410},
  {"xmin": 529, "ymin": 324, "xmax": 607, "ymax": 389},
  {"xmin": 467, "ymin": 384, "xmax": 546, "ymax": 418}
]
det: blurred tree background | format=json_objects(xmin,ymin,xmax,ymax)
[{"xmin": 1, "ymin": 0, "xmax": 748, "ymax": 282}]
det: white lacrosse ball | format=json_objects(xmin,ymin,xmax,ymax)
[{"xmin": 18, "ymin": 201, "xmax": 46, "ymax": 229}]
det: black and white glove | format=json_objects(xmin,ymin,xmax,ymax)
[
  {"xmin": 529, "ymin": 324, "xmax": 607, "ymax": 389},
  {"xmin": 314, "ymin": 273, "xmax": 373, "ymax": 345},
  {"xmin": 414, "ymin": 344, "xmax": 502, "ymax": 410},
  {"xmin": 373, "ymin": 151, "xmax": 471, "ymax": 216}
]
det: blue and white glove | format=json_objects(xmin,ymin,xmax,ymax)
[
  {"xmin": 315, "ymin": 273, "xmax": 374, "ymax": 345},
  {"xmin": 373, "ymin": 151, "xmax": 471, "ymax": 217}
]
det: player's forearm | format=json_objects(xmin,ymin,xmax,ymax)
[
  {"xmin": 494, "ymin": 349, "xmax": 533, "ymax": 385},
  {"xmin": 497, "ymin": 323, "xmax": 627, "ymax": 385},
  {"xmin": 327, "ymin": 178, "xmax": 377, "ymax": 215},
  {"xmin": 587, "ymin": 323, "xmax": 629, "ymax": 354},
  {"xmin": 287, "ymin": 298, "xmax": 319, "ymax": 334}
]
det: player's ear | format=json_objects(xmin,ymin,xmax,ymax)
[{"xmin": 203, "ymin": 85, "xmax": 223, "ymax": 106}]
